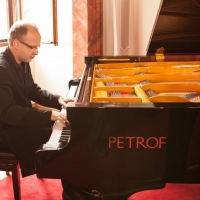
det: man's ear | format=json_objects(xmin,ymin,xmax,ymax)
[{"xmin": 12, "ymin": 39, "xmax": 20, "ymax": 49}]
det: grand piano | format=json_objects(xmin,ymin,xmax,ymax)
[{"xmin": 35, "ymin": 0, "xmax": 200, "ymax": 199}]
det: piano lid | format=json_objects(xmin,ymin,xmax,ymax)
[{"xmin": 148, "ymin": 0, "xmax": 200, "ymax": 54}]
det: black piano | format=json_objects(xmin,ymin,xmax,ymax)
[{"xmin": 35, "ymin": 0, "xmax": 200, "ymax": 199}]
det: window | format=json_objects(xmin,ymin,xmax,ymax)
[
  {"xmin": 0, "ymin": 0, "xmax": 9, "ymax": 45},
  {"xmin": 0, "ymin": 0, "xmax": 58, "ymax": 46},
  {"xmin": 21, "ymin": 0, "xmax": 58, "ymax": 44}
]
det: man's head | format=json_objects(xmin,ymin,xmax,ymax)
[{"xmin": 8, "ymin": 20, "xmax": 41, "ymax": 64}]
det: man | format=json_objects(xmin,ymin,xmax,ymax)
[{"xmin": 0, "ymin": 20, "xmax": 102, "ymax": 200}]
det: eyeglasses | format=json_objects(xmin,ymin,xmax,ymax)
[{"xmin": 18, "ymin": 40, "xmax": 40, "ymax": 51}]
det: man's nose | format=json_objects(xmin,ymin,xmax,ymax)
[{"xmin": 33, "ymin": 48, "xmax": 39, "ymax": 55}]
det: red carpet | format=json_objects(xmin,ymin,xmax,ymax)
[
  {"xmin": 128, "ymin": 183, "xmax": 200, "ymax": 200},
  {"xmin": 0, "ymin": 174, "xmax": 62, "ymax": 200},
  {"xmin": 0, "ymin": 173, "xmax": 200, "ymax": 200}
]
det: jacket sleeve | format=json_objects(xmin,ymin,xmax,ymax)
[
  {"xmin": 0, "ymin": 65, "xmax": 53, "ymax": 128},
  {"xmin": 25, "ymin": 64, "xmax": 61, "ymax": 110}
]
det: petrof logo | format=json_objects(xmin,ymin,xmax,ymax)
[{"xmin": 108, "ymin": 136, "xmax": 166, "ymax": 149}]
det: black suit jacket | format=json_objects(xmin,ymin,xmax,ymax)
[{"xmin": 0, "ymin": 47, "xmax": 61, "ymax": 131}]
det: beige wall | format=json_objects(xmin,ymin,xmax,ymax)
[{"xmin": 32, "ymin": 0, "xmax": 73, "ymax": 96}]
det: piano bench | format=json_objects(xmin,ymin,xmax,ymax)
[{"xmin": 0, "ymin": 150, "xmax": 21, "ymax": 200}]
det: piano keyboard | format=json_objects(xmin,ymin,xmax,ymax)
[{"xmin": 43, "ymin": 84, "xmax": 78, "ymax": 150}]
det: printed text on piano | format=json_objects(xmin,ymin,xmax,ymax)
[{"xmin": 108, "ymin": 136, "xmax": 166, "ymax": 149}]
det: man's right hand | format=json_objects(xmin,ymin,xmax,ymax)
[{"xmin": 51, "ymin": 110, "xmax": 69, "ymax": 126}]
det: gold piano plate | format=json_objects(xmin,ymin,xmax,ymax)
[{"xmin": 90, "ymin": 61, "xmax": 200, "ymax": 103}]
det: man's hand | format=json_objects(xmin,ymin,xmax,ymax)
[
  {"xmin": 51, "ymin": 110, "xmax": 69, "ymax": 126},
  {"xmin": 58, "ymin": 96, "xmax": 74, "ymax": 108}
]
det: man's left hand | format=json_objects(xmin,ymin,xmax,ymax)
[{"xmin": 58, "ymin": 96, "xmax": 74, "ymax": 108}]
